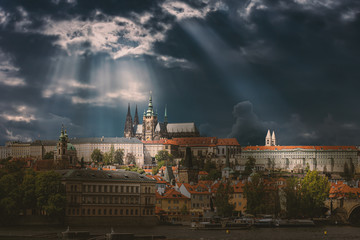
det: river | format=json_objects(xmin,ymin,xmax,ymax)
[{"xmin": 0, "ymin": 225, "xmax": 359, "ymax": 239}]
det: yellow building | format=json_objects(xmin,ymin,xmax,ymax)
[
  {"xmin": 155, "ymin": 188, "xmax": 191, "ymax": 222},
  {"xmin": 230, "ymin": 181, "xmax": 247, "ymax": 215}
]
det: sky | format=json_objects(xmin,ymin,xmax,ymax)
[{"xmin": 0, "ymin": 0, "xmax": 359, "ymax": 146}]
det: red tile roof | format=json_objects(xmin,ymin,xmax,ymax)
[
  {"xmin": 243, "ymin": 146, "xmax": 357, "ymax": 151},
  {"xmin": 217, "ymin": 138, "xmax": 241, "ymax": 146},
  {"xmin": 329, "ymin": 182, "xmax": 360, "ymax": 198}
]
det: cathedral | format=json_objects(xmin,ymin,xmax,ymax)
[{"xmin": 124, "ymin": 93, "xmax": 200, "ymax": 141}]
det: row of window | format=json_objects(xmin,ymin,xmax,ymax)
[
  {"xmin": 67, "ymin": 208, "xmax": 153, "ymax": 216},
  {"xmin": 192, "ymin": 203, "xmax": 210, "ymax": 208},
  {"xmin": 69, "ymin": 184, "xmax": 153, "ymax": 194}
]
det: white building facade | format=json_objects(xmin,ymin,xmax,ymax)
[{"xmin": 240, "ymin": 146, "xmax": 359, "ymax": 173}]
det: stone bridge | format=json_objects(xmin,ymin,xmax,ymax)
[{"xmin": 325, "ymin": 198, "xmax": 360, "ymax": 221}]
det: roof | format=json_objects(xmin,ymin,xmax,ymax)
[
  {"xmin": 156, "ymin": 188, "xmax": 190, "ymax": 200},
  {"xmin": 181, "ymin": 183, "xmax": 211, "ymax": 195},
  {"xmin": 217, "ymin": 138, "xmax": 241, "ymax": 146},
  {"xmin": 329, "ymin": 182, "xmax": 360, "ymax": 198},
  {"xmin": 167, "ymin": 123, "xmax": 197, "ymax": 133},
  {"xmin": 70, "ymin": 137, "xmax": 143, "ymax": 144},
  {"xmin": 242, "ymin": 146, "xmax": 357, "ymax": 151},
  {"xmin": 57, "ymin": 169, "xmax": 155, "ymax": 182}
]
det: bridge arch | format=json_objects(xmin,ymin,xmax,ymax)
[{"xmin": 348, "ymin": 204, "xmax": 360, "ymax": 225}]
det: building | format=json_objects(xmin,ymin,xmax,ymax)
[
  {"xmin": 178, "ymin": 147, "xmax": 199, "ymax": 184},
  {"xmin": 230, "ymin": 181, "xmax": 247, "ymax": 215},
  {"xmin": 124, "ymin": 93, "xmax": 200, "ymax": 141},
  {"xmin": 0, "ymin": 145, "xmax": 11, "ymax": 159},
  {"xmin": 178, "ymin": 182, "xmax": 211, "ymax": 216},
  {"xmin": 241, "ymin": 131, "xmax": 359, "ymax": 173},
  {"xmin": 70, "ymin": 137, "xmax": 144, "ymax": 166},
  {"xmin": 54, "ymin": 126, "xmax": 78, "ymax": 169},
  {"xmin": 60, "ymin": 169, "xmax": 157, "ymax": 226},
  {"xmin": 155, "ymin": 188, "xmax": 191, "ymax": 222}
]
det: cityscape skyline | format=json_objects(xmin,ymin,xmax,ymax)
[{"xmin": 0, "ymin": 1, "xmax": 360, "ymax": 146}]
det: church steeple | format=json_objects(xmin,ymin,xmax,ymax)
[
  {"xmin": 146, "ymin": 91, "xmax": 154, "ymax": 117},
  {"xmin": 124, "ymin": 103, "xmax": 134, "ymax": 138},
  {"xmin": 133, "ymin": 104, "xmax": 139, "ymax": 126},
  {"xmin": 265, "ymin": 129, "xmax": 271, "ymax": 146},
  {"xmin": 164, "ymin": 105, "xmax": 168, "ymax": 124},
  {"xmin": 271, "ymin": 131, "xmax": 276, "ymax": 146}
]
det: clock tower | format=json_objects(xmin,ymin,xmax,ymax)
[{"xmin": 142, "ymin": 92, "xmax": 158, "ymax": 141}]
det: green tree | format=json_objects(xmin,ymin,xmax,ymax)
[
  {"xmin": 214, "ymin": 182, "xmax": 235, "ymax": 217},
  {"xmin": 91, "ymin": 149, "xmax": 103, "ymax": 164},
  {"xmin": 284, "ymin": 177, "xmax": 301, "ymax": 218},
  {"xmin": 126, "ymin": 153, "xmax": 136, "ymax": 165},
  {"xmin": 114, "ymin": 149, "xmax": 124, "ymax": 165},
  {"xmin": 243, "ymin": 157, "xmax": 256, "ymax": 176},
  {"xmin": 103, "ymin": 144, "xmax": 115, "ymax": 165},
  {"xmin": 300, "ymin": 170, "xmax": 330, "ymax": 218},
  {"xmin": 244, "ymin": 173, "xmax": 267, "ymax": 216},
  {"xmin": 35, "ymin": 171, "xmax": 66, "ymax": 218},
  {"xmin": 152, "ymin": 160, "xmax": 165, "ymax": 175},
  {"xmin": 0, "ymin": 173, "xmax": 22, "ymax": 223},
  {"xmin": 205, "ymin": 169, "xmax": 221, "ymax": 181},
  {"xmin": 20, "ymin": 170, "xmax": 37, "ymax": 215},
  {"xmin": 43, "ymin": 151, "xmax": 54, "ymax": 160},
  {"xmin": 155, "ymin": 150, "xmax": 174, "ymax": 165}
]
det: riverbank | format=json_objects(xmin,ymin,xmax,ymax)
[{"xmin": 0, "ymin": 225, "xmax": 360, "ymax": 240}]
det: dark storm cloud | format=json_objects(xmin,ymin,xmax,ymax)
[{"xmin": 0, "ymin": 0, "xmax": 359, "ymax": 145}]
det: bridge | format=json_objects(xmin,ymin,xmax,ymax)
[{"xmin": 325, "ymin": 198, "xmax": 360, "ymax": 223}]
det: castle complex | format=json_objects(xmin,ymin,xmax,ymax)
[{"xmin": 124, "ymin": 93, "xmax": 200, "ymax": 141}]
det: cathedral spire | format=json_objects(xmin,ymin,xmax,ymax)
[
  {"xmin": 127, "ymin": 103, "xmax": 131, "ymax": 116},
  {"xmin": 124, "ymin": 103, "xmax": 134, "ymax": 138},
  {"xmin": 146, "ymin": 91, "xmax": 154, "ymax": 116},
  {"xmin": 134, "ymin": 104, "xmax": 139, "ymax": 126},
  {"xmin": 164, "ymin": 104, "xmax": 168, "ymax": 124}
]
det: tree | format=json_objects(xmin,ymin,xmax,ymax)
[
  {"xmin": 91, "ymin": 149, "xmax": 103, "ymax": 164},
  {"xmin": 243, "ymin": 157, "xmax": 256, "ymax": 176},
  {"xmin": 152, "ymin": 160, "xmax": 165, "ymax": 175},
  {"xmin": 214, "ymin": 182, "xmax": 235, "ymax": 217},
  {"xmin": 35, "ymin": 171, "xmax": 66, "ymax": 218},
  {"xmin": 300, "ymin": 170, "xmax": 330, "ymax": 218},
  {"xmin": 126, "ymin": 153, "xmax": 136, "ymax": 165},
  {"xmin": 43, "ymin": 151, "xmax": 54, "ymax": 160},
  {"xmin": 205, "ymin": 169, "xmax": 221, "ymax": 181},
  {"xmin": 20, "ymin": 170, "xmax": 37, "ymax": 215},
  {"xmin": 114, "ymin": 149, "xmax": 124, "ymax": 165},
  {"xmin": 284, "ymin": 177, "xmax": 301, "ymax": 218},
  {"xmin": 155, "ymin": 150, "xmax": 174, "ymax": 165},
  {"xmin": 244, "ymin": 173, "xmax": 266, "ymax": 216}
]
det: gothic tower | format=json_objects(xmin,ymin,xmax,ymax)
[
  {"xmin": 178, "ymin": 147, "xmax": 199, "ymax": 184},
  {"xmin": 124, "ymin": 103, "xmax": 134, "ymax": 138},
  {"xmin": 271, "ymin": 131, "xmax": 276, "ymax": 146},
  {"xmin": 265, "ymin": 129, "xmax": 271, "ymax": 146},
  {"xmin": 164, "ymin": 105, "xmax": 168, "ymax": 127},
  {"xmin": 133, "ymin": 104, "xmax": 139, "ymax": 126},
  {"xmin": 142, "ymin": 92, "xmax": 158, "ymax": 141}
]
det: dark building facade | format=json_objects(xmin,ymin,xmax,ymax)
[{"xmin": 61, "ymin": 169, "xmax": 157, "ymax": 226}]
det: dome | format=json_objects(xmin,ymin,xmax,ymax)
[{"xmin": 67, "ymin": 143, "xmax": 76, "ymax": 151}]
